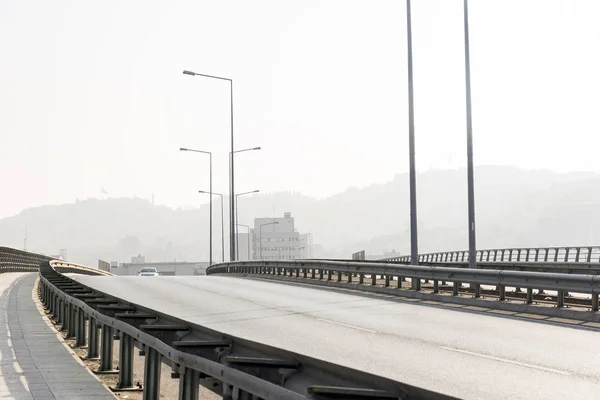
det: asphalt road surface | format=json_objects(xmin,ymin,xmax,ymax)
[{"xmin": 71, "ymin": 275, "xmax": 600, "ymax": 400}]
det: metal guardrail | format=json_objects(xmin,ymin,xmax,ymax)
[
  {"xmin": 382, "ymin": 245, "xmax": 600, "ymax": 264},
  {"xmin": 207, "ymin": 260, "xmax": 600, "ymax": 316},
  {"xmin": 0, "ymin": 246, "xmax": 53, "ymax": 273},
  {"xmin": 38, "ymin": 259, "xmax": 455, "ymax": 400}
]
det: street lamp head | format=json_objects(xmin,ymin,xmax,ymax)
[
  {"xmin": 252, "ymin": 190, "xmax": 260, "ymax": 193},
  {"xmin": 253, "ymin": 147, "xmax": 261, "ymax": 150},
  {"xmin": 179, "ymin": 147, "xmax": 188, "ymax": 151},
  {"xmin": 183, "ymin": 70, "xmax": 196, "ymax": 76},
  {"xmin": 198, "ymin": 190, "xmax": 207, "ymax": 194}
]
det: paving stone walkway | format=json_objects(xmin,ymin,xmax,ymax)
[{"xmin": 0, "ymin": 273, "xmax": 115, "ymax": 399}]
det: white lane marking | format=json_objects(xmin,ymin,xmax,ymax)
[
  {"xmin": 251, "ymin": 301, "xmax": 274, "ymax": 308},
  {"xmin": 439, "ymin": 346, "xmax": 570, "ymax": 375},
  {"xmin": 316, "ymin": 318, "xmax": 378, "ymax": 333}
]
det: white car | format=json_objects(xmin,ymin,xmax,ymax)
[{"xmin": 138, "ymin": 267, "xmax": 159, "ymax": 277}]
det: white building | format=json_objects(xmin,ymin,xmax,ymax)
[{"xmin": 251, "ymin": 212, "xmax": 313, "ymax": 260}]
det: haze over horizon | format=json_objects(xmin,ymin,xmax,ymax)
[{"xmin": 2, "ymin": 0, "xmax": 600, "ymax": 220}]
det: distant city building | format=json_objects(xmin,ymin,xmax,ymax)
[
  {"xmin": 251, "ymin": 212, "xmax": 313, "ymax": 260},
  {"xmin": 110, "ymin": 259, "xmax": 210, "ymax": 276}
]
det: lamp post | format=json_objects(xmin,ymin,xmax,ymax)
[
  {"xmin": 236, "ymin": 224, "xmax": 251, "ymax": 260},
  {"xmin": 183, "ymin": 69, "xmax": 235, "ymax": 261},
  {"xmin": 199, "ymin": 190, "xmax": 225, "ymax": 263},
  {"xmin": 229, "ymin": 146, "xmax": 261, "ymax": 260},
  {"xmin": 180, "ymin": 147, "xmax": 212, "ymax": 266},
  {"xmin": 406, "ymin": 0, "xmax": 420, "ymax": 291},
  {"xmin": 235, "ymin": 189, "xmax": 259, "ymax": 259},
  {"xmin": 463, "ymin": 0, "xmax": 479, "ymax": 297},
  {"xmin": 259, "ymin": 222, "xmax": 279, "ymax": 260}
]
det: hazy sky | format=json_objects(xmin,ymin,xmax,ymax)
[{"xmin": 1, "ymin": 0, "xmax": 599, "ymax": 219}]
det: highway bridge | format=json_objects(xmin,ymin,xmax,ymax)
[{"xmin": 2, "ymin": 245, "xmax": 600, "ymax": 399}]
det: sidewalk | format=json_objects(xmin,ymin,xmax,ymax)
[{"xmin": 0, "ymin": 272, "xmax": 116, "ymax": 399}]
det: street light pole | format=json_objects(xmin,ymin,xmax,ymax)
[
  {"xmin": 229, "ymin": 146, "xmax": 261, "ymax": 260},
  {"xmin": 235, "ymin": 189, "xmax": 259, "ymax": 260},
  {"xmin": 463, "ymin": 0, "xmax": 479, "ymax": 297},
  {"xmin": 180, "ymin": 147, "xmax": 212, "ymax": 266},
  {"xmin": 406, "ymin": 0, "xmax": 419, "ymax": 291},
  {"xmin": 236, "ymin": 224, "xmax": 251, "ymax": 260},
  {"xmin": 199, "ymin": 191, "xmax": 225, "ymax": 263},
  {"xmin": 183, "ymin": 69, "xmax": 235, "ymax": 262},
  {"xmin": 259, "ymin": 222, "xmax": 279, "ymax": 259}
]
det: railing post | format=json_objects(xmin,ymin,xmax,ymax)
[
  {"xmin": 76, "ymin": 310, "xmax": 86, "ymax": 347},
  {"xmin": 143, "ymin": 347, "xmax": 162, "ymax": 400},
  {"xmin": 68, "ymin": 304, "xmax": 77, "ymax": 339},
  {"xmin": 453, "ymin": 281, "xmax": 460, "ymax": 296},
  {"xmin": 117, "ymin": 332, "xmax": 135, "ymax": 389},
  {"xmin": 337, "ymin": 271, "xmax": 342, "ymax": 282},
  {"xmin": 592, "ymin": 293, "xmax": 599, "ymax": 312},
  {"xmin": 526, "ymin": 288, "xmax": 533, "ymax": 304},
  {"xmin": 61, "ymin": 303, "xmax": 70, "ymax": 333},
  {"xmin": 557, "ymin": 291, "xmax": 565, "ymax": 308},
  {"xmin": 100, "ymin": 325, "xmax": 114, "ymax": 371},
  {"xmin": 384, "ymin": 275, "xmax": 390, "ymax": 287},
  {"xmin": 359, "ymin": 273, "xmax": 364, "ymax": 284},
  {"xmin": 412, "ymin": 277, "xmax": 420, "ymax": 291},
  {"xmin": 498, "ymin": 285, "xmax": 506, "ymax": 301},
  {"xmin": 371, "ymin": 274, "xmax": 376, "ymax": 286},
  {"xmin": 178, "ymin": 367, "xmax": 199, "ymax": 400},
  {"xmin": 433, "ymin": 280, "xmax": 439, "ymax": 294},
  {"xmin": 87, "ymin": 317, "xmax": 100, "ymax": 359}
]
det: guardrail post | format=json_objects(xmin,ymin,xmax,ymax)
[
  {"xmin": 526, "ymin": 288, "xmax": 533, "ymax": 304},
  {"xmin": 453, "ymin": 282, "xmax": 460, "ymax": 296},
  {"xmin": 87, "ymin": 317, "xmax": 100, "ymax": 359},
  {"xmin": 303, "ymin": 268, "xmax": 307, "ymax": 278},
  {"xmin": 397, "ymin": 276, "xmax": 403, "ymax": 288},
  {"xmin": 433, "ymin": 280, "xmax": 439, "ymax": 294},
  {"xmin": 384, "ymin": 275, "xmax": 390, "ymax": 287},
  {"xmin": 474, "ymin": 283, "xmax": 481, "ymax": 299},
  {"xmin": 347, "ymin": 272, "xmax": 352, "ymax": 283},
  {"xmin": 411, "ymin": 277, "xmax": 420, "ymax": 291},
  {"xmin": 371, "ymin": 274, "xmax": 376, "ymax": 286},
  {"xmin": 311, "ymin": 268, "xmax": 315, "ymax": 278},
  {"xmin": 295, "ymin": 268, "xmax": 300, "ymax": 278},
  {"xmin": 319, "ymin": 269, "xmax": 323, "ymax": 279},
  {"xmin": 61, "ymin": 303, "xmax": 70, "ymax": 332},
  {"xmin": 359, "ymin": 273, "xmax": 364, "ymax": 284},
  {"xmin": 337, "ymin": 271, "xmax": 342, "ymax": 282},
  {"xmin": 178, "ymin": 367, "xmax": 199, "ymax": 400},
  {"xmin": 68, "ymin": 304, "xmax": 77, "ymax": 339},
  {"xmin": 117, "ymin": 332, "xmax": 135, "ymax": 389},
  {"xmin": 327, "ymin": 270, "xmax": 332, "ymax": 281},
  {"xmin": 557, "ymin": 291, "xmax": 565, "ymax": 308},
  {"xmin": 499, "ymin": 285, "xmax": 506, "ymax": 301},
  {"xmin": 76, "ymin": 310, "xmax": 86, "ymax": 347},
  {"xmin": 143, "ymin": 347, "xmax": 162, "ymax": 400},
  {"xmin": 592, "ymin": 294, "xmax": 599, "ymax": 312},
  {"xmin": 100, "ymin": 325, "xmax": 115, "ymax": 371}
]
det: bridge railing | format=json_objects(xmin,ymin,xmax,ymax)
[
  {"xmin": 207, "ymin": 260, "xmax": 600, "ymax": 320},
  {"xmin": 0, "ymin": 246, "xmax": 53, "ymax": 273},
  {"xmin": 38, "ymin": 259, "xmax": 451, "ymax": 400},
  {"xmin": 382, "ymin": 246, "xmax": 600, "ymax": 264}
]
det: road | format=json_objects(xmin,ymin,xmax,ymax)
[{"xmin": 71, "ymin": 275, "xmax": 600, "ymax": 399}]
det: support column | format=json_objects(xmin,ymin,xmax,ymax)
[
  {"xmin": 117, "ymin": 332, "xmax": 135, "ymax": 389},
  {"xmin": 100, "ymin": 325, "xmax": 115, "ymax": 371},
  {"xmin": 76, "ymin": 311, "xmax": 87, "ymax": 347},
  {"xmin": 87, "ymin": 317, "xmax": 100, "ymax": 359},
  {"xmin": 143, "ymin": 347, "xmax": 162, "ymax": 400},
  {"xmin": 178, "ymin": 367, "xmax": 200, "ymax": 400}
]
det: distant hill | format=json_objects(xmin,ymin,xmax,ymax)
[{"xmin": 2, "ymin": 166, "xmax": 600, "ymax": 267}]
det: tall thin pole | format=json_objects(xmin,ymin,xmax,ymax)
[
  {"xmin": 218, "ymin": 194, "xmax": 225, "ymax": 262},
  {"xmin": 229, "ymin": 82, "xmax": 236, "ymax": 261},
  {"xmin": 464, "ymin": 0, "xmax": 478, "ymax": 294},
  {"xmin": 209, "ymin": 153, "xmax": 213, "ymax": 266},
  {"xmin": 407, "ymin": 0, "xmax": 419, "ymax": 291},
  {"xmin": 235, "ymin": 195, "xmax": 240, "ymax": 260}
]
